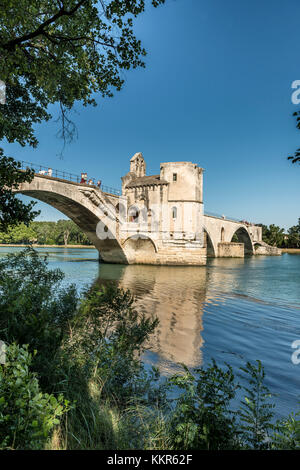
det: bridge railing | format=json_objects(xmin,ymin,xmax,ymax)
[
  {"xmin": 19, "ymin": 160, "xmax": 121, "ymax": 196},
  {"xmin": 204, "ymin": 211, "xmax": 254, "ymax": 225}
]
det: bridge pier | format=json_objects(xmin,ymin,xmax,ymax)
[{"xmin": 217, "ymin": 242, "xmax": 244, "ymax": 258}]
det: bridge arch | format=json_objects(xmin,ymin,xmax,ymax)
[
  {"xmin": 253, "ymin": 240, "xmax": 266, "ymax": 253},
  {"xmin": 122, "ymin": 235, "xmax": 157, "ymax": 264},
  {"xmin": 230, "ymin": 226, "xmax": 254, "ymax": 255},
  {"xmin": 15, "ymin": 176, "xmax": 129, "ymax": 263},
  {"xmin": 204, "ymin": 228, "xmax": 217, "ymax": 258}
]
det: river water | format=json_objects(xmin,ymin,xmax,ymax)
[{"xmin": 1, "ymin": 246, "xmax": 299, "ymax": 418}]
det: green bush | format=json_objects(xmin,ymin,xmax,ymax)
[
  {"xmin": 166, "ymin": 361, "xmax": 240, "ymax": 450},
  {"xmin": 58, "ymin": 284, "xmax": 166, "ymax": 449},
  {"xmin": 239, "ymin": 360, "xmax": 275, "ymax": 449},
  {"xmin": 0, "ymin": 248, "xmax": 299, "ymax": 450},
  {"xmin": 0, "ymin": 343, "xmax": 69, "ymax": 450},
  {"xmin": 163, "ymin": 360, "xmax": 300, "ymax": 451},
  {"xmin": 0, "ymin": 247, "xmax": 79, "ymax": 391},
  {"xmin": 272, "ymin": 411, "xmax": 300, "ymax": 449},
  {"xmin": 65, "ymin": 284, "xmax": 160, "ymax": 406}
]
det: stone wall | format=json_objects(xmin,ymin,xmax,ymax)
[
  {"xmin": 155, "ymin": 245, "xmax": 206, "ymax": 265},
  {"xmin": 160, "ymin": 161, "xmax": 203, "ymax": 203},
  {"xmin": 217, "ymin": 242, "xmax": 244, "ymax": 257},
  {"xmin": 254, "ymin": 244, "xmax": 282, "ymax": 256},
  {"xmin": 122, "ymin": 236, "xmax": 207, "ymax": 265}
]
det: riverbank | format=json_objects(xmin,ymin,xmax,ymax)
[
  {"xmin": 281, "ymin": 248, "xmax": 300, "ymax": 253},
  {"xmin": 0, "ymin": 244, "xmax": 95, "ymax": 248}
]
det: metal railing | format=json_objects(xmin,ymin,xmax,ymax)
[
  {"xmin": 19, "ymin": 160, "xmax": 121, "ymax": 196},
  {"xmin": 204, "ymin": 211, "xmax": 254, "ymax": 225}
]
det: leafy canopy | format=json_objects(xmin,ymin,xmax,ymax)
[
  {"xmin": 0, "ymin": 0, "xmax": 166, "ymax": 148},
  {"xmin": 0, "ymin": 1, "xmax": 165, "ymax": 230},
  {"xmin": 258, "ymin": 223, "xmax": 285, "ymax": 247},
  {"xmin": 0, "ymin": 149, "xmax": 39, "ymax": 231},
  {"xmin": 287, "ymin": 218, "xmax": 300, "ymax": 248}
]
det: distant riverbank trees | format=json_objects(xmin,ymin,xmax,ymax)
[
  {"xmin": 0, "ymin": 220, "xmax": 93, "ymax": 246},
  {"xmin": 0, "ymin": 218, "xmax": 299, "ymax": 249},
  {"xmin": 258, "ymin": 218, "xmax": 300, "ymax": 248}
]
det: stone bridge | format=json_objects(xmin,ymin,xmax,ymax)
[
  {"xmin": 15, "ymin": 174, "xmax": 129, "ymax": 263},
  {"xmin": 203, "ymin": 214, "xmax": 263, "ymax": 258},
  {"xmin": 15, "ymin": 154, "xmax": 279, "ymax": 265}
]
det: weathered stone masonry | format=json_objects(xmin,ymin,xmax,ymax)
[{"xmin": 15, "ymin": 152, "xmax": 280, "ymax": 265}]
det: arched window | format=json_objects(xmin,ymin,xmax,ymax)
[
  {"xmin": 128, "ymin": 206, "xmax": 139, "ymax": 223},
  {"xmin": 221, "ymin": 227, "xmax": 225, "ymax": 242},
  {"xmin": 172, "ymin": 207, "xmax": 177, "ymax": 219}
]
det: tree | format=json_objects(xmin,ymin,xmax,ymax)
[
  {"xmin": 31, "ymin": 221, "xmax": 57, "ymax": 244},
  {"xmin": 55, "ymin": 219, "xmax": 80, "ymax": 245},
  {"xmin": 0, "ymin": 220, "xmax": 94, "ymax": 245},
  {"xmin": 0, "ymin": 0, "xmax": 166, "ymax": 148},
  {"xmin": 0, "ymin": 149, "xmax": 39, "ymax": 231},
  {"xmin": 258, "ymin": 223, "xmax": 285, "ymax": 247},
  {"xmin": 54, "ymin": 219, "xmax": 92, "ymax": 245},
  {"xmin": 0, "ymin": 0, "xmax": 166, "ymax": 227},
  {"xmin": 288, "ymin": 112, "xmax": 300, "ymax": 164},
  {"xmin": 0, "ymin": 223, "xmax": 37, "ymax": 244},
  {"xmin": 287, "ymin": 218, "xmax": 300, "ymax": 248}
]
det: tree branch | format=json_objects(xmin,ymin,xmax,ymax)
[
  {"xmin": 46, "ymin": 33, "xmax": 116, "ymax": 49},
  {"xmin": 1, "ymin": 0, "xmax": 88, "ymax": 50}
]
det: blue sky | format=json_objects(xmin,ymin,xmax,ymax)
[{"xmin": 4, "ymin": 0, "xmax": 300, "ymax": 229}]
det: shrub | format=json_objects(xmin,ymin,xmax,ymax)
[
  {"xmin": 0, "ymin": 248, "xmax": 299, "ymax": 451},
  {"xmin": 66, "ymin": 284, "xmax": 160, "ymax": 407},
  {"xmin": 272, "ymin": 411, "xmax": 300, "ymax": 449},
  {"xmin": 238, "ymin": 360, "xmax": 275, "ymax": 449},
  {"xmin": 0, "ymin": 247, "xmax": 79, "ymax": 391},
  {"xmin": 0, "ymin": 343, "xmax": 69, "ymax": 450},
  {"xmin": 166, "ymin": 361, "xmax": 240, "ymax": 450}
]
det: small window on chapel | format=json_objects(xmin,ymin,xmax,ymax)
[
  {"xmin": 172, "ymin": 207, "xmax": 177, "ymax": 219},
  {"xmin": 173, "ymin": 173, "xmax": 177, "ymax": 182}
]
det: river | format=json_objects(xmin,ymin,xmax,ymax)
[{"xmin": 1, "ymin": 246, "xmax": 299, "ymax": 419}]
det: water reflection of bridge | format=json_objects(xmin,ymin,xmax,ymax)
[
  {"xmin": 95, "ymin": 258, "xmax": 260, "ymax": 373},
  {"xmin": 96, "ymin": 264, "xmax": 210, "ymax": 372}
]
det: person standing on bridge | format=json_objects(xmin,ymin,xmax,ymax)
[
  {"xmin": 97, "ymin": 180, "xmax": 101, "ymax": 189},
  {"xmin": 48, "ymin": 168, "xmax": 52, "ymax": 177},
  {"xmin": 80, "ymin": 172, "xmax": 87, "ymax": 184}
]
